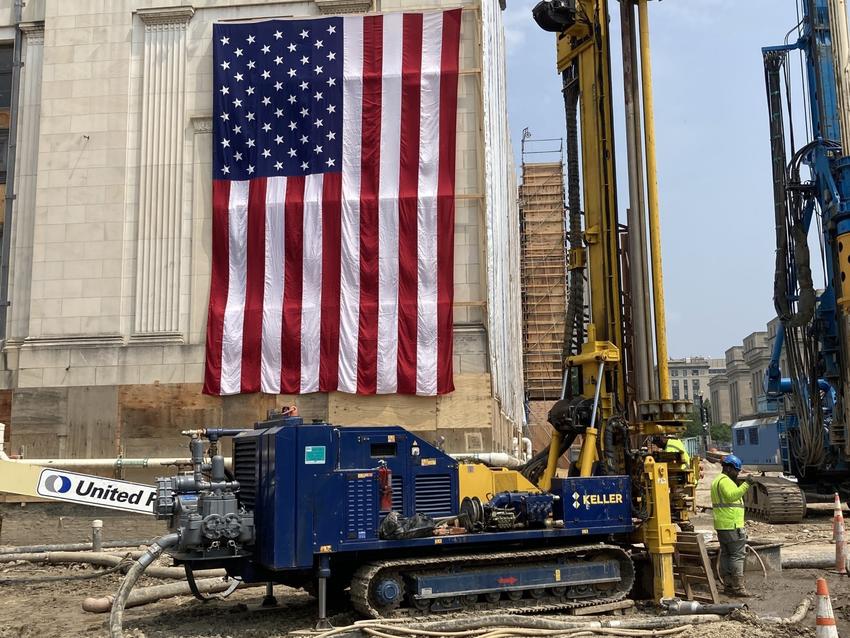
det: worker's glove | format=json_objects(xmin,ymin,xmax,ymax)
[{"xmin": 744, "ymin": 475, "xmax": 755, "ymax": 485}]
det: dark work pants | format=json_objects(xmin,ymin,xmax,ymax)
[{"xmin": 717, "ymin": 527, "xmax": 747, "ymax": 582}]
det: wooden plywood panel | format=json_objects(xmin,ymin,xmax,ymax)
[
  {"xmin": 328, "ymin": 393, "xmax": 437, "ymax": 432},
  {"xmin": 67, "ymin": 386, "xmax": 119, "ymax": 459},
  {"xmin": 10, "ymin": 387, "xmax": 69, "ymax": 458},
  {"xmin": 436, "ymin": 374, "xmax": 493, "ymax": 430}
]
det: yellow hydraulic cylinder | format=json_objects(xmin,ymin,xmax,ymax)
[
  {"xmin": 578, "ymin": 427, "xmax": 598, "ymax": 477},
  {"xmin": 539, "ymin": 430, "xmax": 563, "ymax": 492},
  {"xmin": 638, "ymin": 456, "xmax": 677, "ymax": 600},
  {"xmin": 637, "ymin": 0, "xmax": 670, "ymax": 400}
]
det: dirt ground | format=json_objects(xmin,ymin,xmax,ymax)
[{"xmin": 0, "ymin": 482, "xmax": 844, "ymax": 638}]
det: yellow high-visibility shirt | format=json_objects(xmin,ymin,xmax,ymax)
[
  {"xmin": 710, "ymin": 473, "xmax": 750, "ymax": 530},
  {"xmin": 664, "ymin": 438, "xmax": 690, "ymax": 469}
]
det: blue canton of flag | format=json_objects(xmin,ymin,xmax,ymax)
[{"xmin": 213, "ymin": 18, "xmax": 344, "ymax": 180}]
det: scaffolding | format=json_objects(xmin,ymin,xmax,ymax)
[{"xmin": 519, "ymin": 136, "xmax": 568, "ymax": 400}]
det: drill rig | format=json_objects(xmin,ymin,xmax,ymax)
[
  {"xmin": 99, "ymin": 2, "xmax": 696, "ymax": 632},
  {"xmin": 741, "ymin": 0, "xmax": 850, "ymax": 523}
]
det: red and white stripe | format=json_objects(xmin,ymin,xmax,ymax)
[{"xmin": 204, "ymin": 9, "xmax": 460, "ymax": 397}]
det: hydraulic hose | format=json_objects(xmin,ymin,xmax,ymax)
[{"xmin": 109, "ymin": 532, "xmax": 179, "ymax": 638}]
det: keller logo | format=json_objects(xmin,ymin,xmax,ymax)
[{"xmin": 41, "ymin": 474, "xmax": 72, "ymax": 494}]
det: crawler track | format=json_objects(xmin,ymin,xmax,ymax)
[
  {"xmin": 745, "ymin": 476, "xmax": 806, "ymax": 523},
  {"xmin": 350, "ymin": 543, "xmax": 634, "ymax": 618}
]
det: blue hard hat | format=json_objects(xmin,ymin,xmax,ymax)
[{"xmin": 722, "ymin": 454, "xmax": 743, "ymax": 471}]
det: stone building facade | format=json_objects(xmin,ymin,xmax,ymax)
[{"xmin": 0, "ymin": 0, "xmax": 524, "ymax": 476}]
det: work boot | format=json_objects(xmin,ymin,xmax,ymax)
[{"xmin": 729, "ymin": 576, "xmax": 751, "ymax": 598}]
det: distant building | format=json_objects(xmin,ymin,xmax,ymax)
[{"xmin": 663, "ymin": 356, "xmax": 724, "ymax": 404}]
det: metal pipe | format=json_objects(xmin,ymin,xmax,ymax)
[
  {"xmin": 829, "ymin": 0, "xmax": 850, "ymax": 151},
  {"xmin": 619, "ymin": 0, "xmax": 652, "ymax": 403},
  {"xmin": 91, "ymin": 520, "xmax": 103, "ymax": 553},
  {"xmin": 6, "ymin": 457, "xmax": 232, "ymax": 468},
  {"xmin": 449, "ymin": 453, "xmax": 523, "ymax": 468},
  {"xmin": 0, "ymin": 0, "xmax": 23, "ymax": 337},
  {"xmin": 637, "ymin": 0, "xmax": 671, "ymax": 400}
]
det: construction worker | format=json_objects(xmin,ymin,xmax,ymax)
[
  {"xmin": 653, "ymin": 435, "xmax": 690, "ymax": 470},
  {"xmin": 711, "ymin": 454, "xmax": 753, "ymax": 597}
]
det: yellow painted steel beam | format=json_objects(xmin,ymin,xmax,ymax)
[
  {"xmin": 637, "ymin": 0, "xmax": 670, "ymax": 400},
  {"xmin": 0, "ymin": 457, "xmax": 44, "ymax": 499}
]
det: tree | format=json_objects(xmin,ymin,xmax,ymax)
[
  {"xmin": 683, "ymin": 398, "xmax": 712, "ymax": 438},
  {"xmin": 709, "ymin": 423, "xmax": 732, "ymax": 445}
]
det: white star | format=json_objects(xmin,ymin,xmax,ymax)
[
  {"xmin": 222, "ymin": 165, "xmax": 230, "ymax": 174},
  {"xmin": 233, "ymin": 125, "xmax": 241, "ymax": 134},
  {"xmin": 261, "ymin": 44, "xmax": 271, "ymax": 54},
  {"xmin": 247, "ymin": 60, "xmax": 256, "ymax": 70},
  {"xmin": 275, "ymin": 108, "xmax": 284, "ymax": 117},
  {"xmin": 327, "ymin": 25, "xmax": 336, "ymax": 34},
  {"xmin": 300, "ymin": 29, "xmax": 309, "ymax": 39},
  {"xmin": 314, "ymin": 144, "xmax": 323, "ymax": 154},
  {"xmin": 221, "ymin": 138, "xmax": 230, "ymax": 148},
  {"xmin": 314, "ymin": 91, "xmax": 323, "ymax": 101},
  {"xmin": 274, "ymin": 81, "xmax": 283, "ymax": 91},
  {"xmin": 246, "ymin": 138, "xmax": 255, "ymax": 148},
  {"xmin": 274, "ymin": 134, "xmax": 284, "ymax": 144},
  {"xmin": 288, "ymin": 43, "xmax": 297, "ymax": 53},
  {"xmin": 247, "ymin": 35, "xmax": 256, "ymax": 44},
  {"xmin": 326, "ymin": 157, "xmax": 336, "ymax": 167},
  {"xmin": 275, "ymin": 56, "xmax": 283, "ymax": 66},
  {"xmin": 300, "ymin": 55, "xmax": 310, "ymax": 66},
  {"xmin": 314, "ymin": 65, "xmax": 323, "ymax": 75},
  {"xmin": 262, "ymin": 148, "xmax": 271, "ymax": 158},
  {"xmin": 275, "ymin": 161, "xmax": 284, "ymax": 170},
  {"xmin": 262, "ymin": 96, "xmax": 271, "ymax": 106},
  {"xmin": 220, "ymin": 61, "xmax": 230, "ymax": 70},
  {"xmin": 220, "ymin": 86, "xmax": 230, "ymax": 95},
  {"xmin": 220, "ymin": 36, "xmax": 230, "ymax": 45},
  {"xmin": 300, "ymin": 107, "xmax": 309, "ymax": 117},
  {"xmin": 246, "ymin": 86, "xmax": 255, "ymax": 95},
  {"xmin": 326, "ymin": 131, "xmax": 336, "ymax": 140},
  {"xmin": 288, "ymin": 95, "xmax": 297, "ymax": 104},
  {"xmin": 326, "ymin": 77, "xmax": 336, "ymax": 87},
  {"xmin": 301, "ymin": 161, "xmax": 309, "ymax": 170},
  {"xmin": 261, "ymin": 70, "xmax": 271, "ymax": 80},
  {"xmin": 246, "ymin": 112, "xmax": 255, "ymax": 121},
  {"xmin": 232, "ymin": 97, "xmax": 242, "ymax": 108},
  {"xmin": 315, "ymin": 40, "xmax": 324, "ymax": 49},
  {"xmin": 247, "ymin": 164, "xmax": 255, "ymax": 174},
  {"xmin": 288, "ymin": 68, "xmax": 297, "ymax": 78},
  {"xmin": 234, "ymin": 48, "xmax": 244, "ymax": 57},
  {"xmin": 234, "ymin": 151, "xmax": 243, "ymax": 161},
  {"xmin": 314, "ymin": 118, "xmax": 324, "ymax": 128},
  {"xmin": 274, "ymin": 30, "xmax": 283, "ymax": 40},
  {"xmin": 234, "ymin": 72, "xmax": 244, "ymax": 82},
  {"xmin": 301, "ymin": 134, "xmax": 309, "ymax": 144},
  {"xmin": 326, "ymin": 104, "xmax": 336, "ymax": 114},
  {"xmin": 288, "ymin": 148, "xmax": 297, "ymax": 157},
  {"xmin": 300, "ymin": 81, "xmax": 309, "ymax": 90},
  {"xmin": 220, "ymin": 112, "xmax": 229, "ymax": 121},
  {"xmin": 262, "ymin": 122, "xmax": 272, "ymax": 132},
  {"xmin": 289, "ymin": 121, "xmax": 298, "ymax": 130},
  {"xmin": 327, "ymin": 51, "xmax": 336, "ymax": 61}
]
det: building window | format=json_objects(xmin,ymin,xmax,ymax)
[
  {"xmin": 691, "ymin": 369, "xmax": 699, "ymax": 376},
  {"xmin": 736, "ymin": 429, "xmax": 745, "ymax": 446},
  {"xmin": 672, "ymin": 380, "xmax": 679, "ymax": 400},
  {"xmin": 684, "ymin": 382, "xmax": 689, "ymax": 400},
  {"xmin": 693, "ymin": 379, "xmax": 700, "ymax": 395},
  {"xmin": 671, "ymin": 369, "xmax": 678, "ymax": 377},
  {"xmin": 749, "ymin": 428, "xmax": 759, "ymax": 445}
]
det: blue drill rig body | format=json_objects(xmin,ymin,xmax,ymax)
[{"xmin": 740, "ymin": 0, "xmax": 850, "ymax": 522}]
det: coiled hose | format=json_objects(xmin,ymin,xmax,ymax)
[{"xmin": 109, "ymin": 532, "xmax": 179, "ymax": 638}]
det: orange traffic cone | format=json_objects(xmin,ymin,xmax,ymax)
[
  {"xmin": 816, "ymin": 578, "xmax": 839, "ymax": 638},
  {"xmin": 836, "ymin": 495, "xmax": 848, "ymax": 574}
]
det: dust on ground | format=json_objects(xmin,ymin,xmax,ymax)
[{"xmin": 0, "ymin": 498, "xmax": 843, "ymax": 638}]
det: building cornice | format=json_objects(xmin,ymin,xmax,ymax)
[
  {"xmin": 19, "ymin": 21, "xmax": 44, "ymax": 43},
  {"xmin": 314, "ymin": 0, "xmax": 372, "ymax": 14},
  {"xmin": 137, "ymin": 6, "xmax": 195, "ymax": 27}
]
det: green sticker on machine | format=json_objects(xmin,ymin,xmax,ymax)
[{"xmin": 305, "ymin": 446, "xmax": 326, "ymax": 465}]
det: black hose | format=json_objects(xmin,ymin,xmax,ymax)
[{"xmin": 109, "ymin": 533, "xmax": 179, "ymax": 638}]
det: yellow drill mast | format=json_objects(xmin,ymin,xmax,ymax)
[{"xmin": 531, "ymin": 0, "xmax": 693, "ymax": 600}]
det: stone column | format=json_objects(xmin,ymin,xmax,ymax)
[
  {"xmin": 133, "ymin": 6, "xmax": 194, "ymax": 341},
  {"xmin": 8, "ymin": 22, "xmax": 44, "ymax": 346}
]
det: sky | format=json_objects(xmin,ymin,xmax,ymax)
[{"xmin": 502, "ymin": 0, "xmax": 812, "ymax": 360}]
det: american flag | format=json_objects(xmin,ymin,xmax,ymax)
[{"xmin": 203, "ymin": 10, "xmax": 461, "ymax": 397}]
